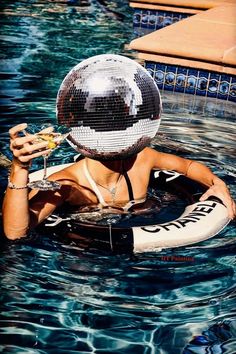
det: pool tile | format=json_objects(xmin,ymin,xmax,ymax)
[
  {"xmin": 207, "ymin": 73, "xmax": 220, "ymax": 98},
  {"xmin": 144, "ymin": 61, "xmax": 235, "ymax": 102},
  {"xmin": 196, "ymin": 70, "xmax": 208, "ymax": 96},
  {"xmin": 132, "ymin": 8, "xmax": 193, "ymax": 36}
]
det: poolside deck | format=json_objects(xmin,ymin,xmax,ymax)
[
  {"xmin": 129, "ymin": 3, "xmax": 236, "ymax": 101},
  {"xmin": 130, "ymin": 5, "xmax": 236, "ymax": 74},
  {"xmin": 130, "ymin": 0, "xmax": 236, "ymax": 10}
]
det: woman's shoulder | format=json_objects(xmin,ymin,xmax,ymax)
[
  {"xmin": 138, "ymin": 147, "xmax": 178, "ymax": 170},
  {"xmin": 138, "ymin": 147, "xmax": 161, "ymax": 161},
  {"xmin": 48, "ymin": 161, "xmax": 83, "ymax": 186}
]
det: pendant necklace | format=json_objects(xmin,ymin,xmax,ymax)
[
  {"xmin": 96, "ymin": 173, "xmax": 123, "ymax": 203},
  {"xmin": 83, "ymin": 159, "xmax": 123, "ymax": 205}
]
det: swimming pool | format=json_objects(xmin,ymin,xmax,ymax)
[{"xmin": 0, "ymin": 1, "xmax": 236, "ymax": 353}]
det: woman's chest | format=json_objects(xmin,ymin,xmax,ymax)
[{"xmin": 66, "ymin": 173, "xmax": 149, "ymax": 207}]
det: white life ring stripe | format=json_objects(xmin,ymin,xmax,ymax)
[
  {"xmin": 132, "ymin": 200, "xmax": 229, "ymax": 252},
  {"xmin": 29, "ymin": 163, "xmax": 73, "ymax": 182}
]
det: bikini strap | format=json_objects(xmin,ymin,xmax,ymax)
[
  {"xmin": 84, "ymin": 159, "xmax": 137, "ymax": 209},
  {"xmin": 83, "ymin": 160, "xmax": 108, "ymax": 207},
  {"xmin": 123, "ymin": 170, "xmax": 134, "ymax": 201},
  {"xmin": 122, "ymin": 169, "xmax": 147, "ymax": 211}
]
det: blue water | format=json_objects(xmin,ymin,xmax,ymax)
[{"xmin": 0, "ymin": 1, "xmax": 236, "ymax": 353}]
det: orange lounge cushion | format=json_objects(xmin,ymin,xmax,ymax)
[
  {"xmin": 130, "ymin": 0, "xmax": 236, "ymax": 10},
  {"xmin": 130, "ymin": 5, "xmax": 236, "ymax": 67},
  {"xmin": 130, "ymin": 2, "xmax": 201, "ymax": 14}
]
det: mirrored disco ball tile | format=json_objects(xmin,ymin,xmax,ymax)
[{"xmin": 57, "ymin": 54, "xmax": 162, "ymax": 160}]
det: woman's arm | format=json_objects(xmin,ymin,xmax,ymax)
[
  {"xmin": 2, "ymin": 123, "xmax": 53, "ymax": 239},
  {"xmin": 3, "ymin": 160, "xmax": 31, "ymax": 239},
  {"xmin": 186, "ymin": 160, "xmax": 235, "ymax": 219},
  {"xmin": 147, "ymin": 148, "xmax": 236, "ymax": 219}
]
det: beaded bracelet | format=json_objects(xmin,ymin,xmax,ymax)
[{"xmin": 8, "ymin": 178, "xmax": 29, "ymax": 190}]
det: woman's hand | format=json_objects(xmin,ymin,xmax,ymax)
[
  {"xmin": 9, "ymin": 123, "xmax": 51, "ymax": 167},
  {"xmin": 200, "ymin": 180, "xmax": 236, "ymax": 220}
]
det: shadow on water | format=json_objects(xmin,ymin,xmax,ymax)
[{"xmin": 0, "ymin": 1, "xmax": 236, "ymax": 353}]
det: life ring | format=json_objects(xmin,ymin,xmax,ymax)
[{"xmin": 30, "ymin": 165, "xmax": 230, "ymax": 252}]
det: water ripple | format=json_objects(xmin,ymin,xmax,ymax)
[{"xmin": 0, "ymin": 1, "xmax": 236, "ymax": 352}]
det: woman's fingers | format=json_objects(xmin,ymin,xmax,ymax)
[
  {"xmin": 16, "ymin": 149, "xmax": 52, "ymax": 163},
  {"xmin": 39, "ymin": 126, "xmax": 54, "ymax": 134},
  {"xmin": 9, "ymin": 123, "xmax": 28, "ymax": 139},
  {"xmin": 9, "ymin": 123, "xmax": 34, "ymax": 153},
  {"xmin": 233, "ymin": 201, "xmax": 236, "ymax": 219},
  {"xmin": 10, "ymin": 134, "xmax": 37, "ymax": 151},
  {"xmin": 200, "ymin": 188, "xmax": 236, "ymax": 220},
  {"xmin": 13, "ymin": 140, "xmax": 49, "ymax": 157},
  {"xmin": 9, "ymin": 123, "xmax": 52, "ymax": 164},
  {"xmin": 228, "ymin": 199, "xmax": 236, "ymax": 220},
  {"xmin": 199, "ymin": 190, "xmax": 211, "ymax": 202}
]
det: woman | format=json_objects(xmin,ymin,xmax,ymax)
[{"xmin": 3, "ymin": 122, "xmax": 235, "ymax": 240}]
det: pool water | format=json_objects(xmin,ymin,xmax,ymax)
[{"xmin": 0, "ymin": 1, "xmax": 236, "ymax": 353}]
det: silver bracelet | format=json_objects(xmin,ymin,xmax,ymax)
[{"xmin": 8, "ymin": 178, "xmax": 29, "ymax": 190}]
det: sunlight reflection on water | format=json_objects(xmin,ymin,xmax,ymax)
[{"xmin": 0, "ymin": 1, "xmax": 236, "ymax": 353}]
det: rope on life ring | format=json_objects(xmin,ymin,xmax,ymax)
[{"xmin": 30, "ymin": 165, "xmax": 230, "ymax": 253}]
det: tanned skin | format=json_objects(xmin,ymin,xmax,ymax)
[{"xmin": 3, "ymin": 123, "xmax": 236, "ymax": 240}]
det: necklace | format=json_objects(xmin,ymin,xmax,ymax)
[
  {"xmin": 83, "ymin": 160, "xmax": 123, "ymax": 205},
  {"xmin": 96, "ymin": 174, "xmax": 123, "ymax": 203}
]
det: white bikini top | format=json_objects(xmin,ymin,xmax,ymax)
[{"xmin": 83, "ymin": 159, "xmax": 146, "ymax": 211}]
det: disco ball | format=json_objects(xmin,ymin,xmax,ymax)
[{"xmin": 56, "ymin": 54, "xmax": 162, "ymax": 160}]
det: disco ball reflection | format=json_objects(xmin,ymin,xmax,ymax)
[{"xmin": 56, "ymin": 54, "xmax": 162, "ymax": 160}]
